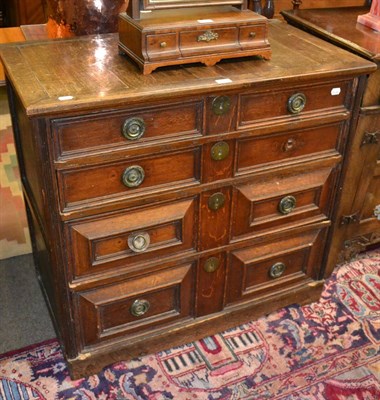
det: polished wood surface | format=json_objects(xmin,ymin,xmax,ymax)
[
  {"xmin": 0, "ymin": 20, "xmax": 374, "ymax": 116},
  {"xmin": 282, "ymin": 7, "xmax": 380, "ymax": 274},
  {"xmin": 1, "ymin": 21, "xmax": 375, "ymax": 378},
  {"xmin": 281, "ymin": 7, "xmax": 380, "ymax": 60}
]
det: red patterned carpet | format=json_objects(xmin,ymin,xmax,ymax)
[{"xmin": 1, "ymin": 250, "xmax": 379, "ymax": 399}]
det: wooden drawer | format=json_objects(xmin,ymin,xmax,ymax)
[
  {"xmin": 76, "ymin": 263, "xmax": 195, "ymax": 348},
  {"xmin": 180, "ymin": 27, "xmax": 239, "ymax": 57},
  {"xmin": 146, "ymin": 33, "xmax": 180, "ymax": 61},
  {"xmin": 236, "ymin": 123, "xmax": 344, "ymax": 175},
  {"xmin": 239, "ymin": 24, "xmax": 268, "ymax": 49},
  {"xmin": 68, "ymin": 198, "xmax": 197, "ymax": 279},
  {"xmin": 51, "ymin": 101, "xmax": 203, "ymax": 159},
  {"xmin": 239, "ymin": 80, "xmax": 351, "ymax": 128},
  {"xmin": 226, "ymin": 227, "xmax": 326, "ymax": 305},
  {"xmin": 58, "ymin": 147, "xmax": 201, "ymax": 211},
  {"xmin": 231, "ymin": 165, "xmax": 338, "ymax": 240}
]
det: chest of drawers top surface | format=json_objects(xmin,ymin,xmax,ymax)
[{"xmin": 0, "ymin": 21, "xmax": 375, "ymax": 117}]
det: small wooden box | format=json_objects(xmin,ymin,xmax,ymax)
[{"xmin": 118, "ymin": 6, "xmax": 271, "ymax": 74}]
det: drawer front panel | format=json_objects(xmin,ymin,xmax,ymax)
[
  {"xmin": 236, "ymin": 123, "xmax": 343, "ymax": 174},
  {"xmin": 180, "ymin": 28, "xmax": 238, "ymax": 56},
  {"xmin": 239, "ymin": 81, "xmax": 351, "ymax": 127},
  {"xmin": 58, "ymin": 148, "xmax": 201, "ymax": 210},
  {"xmin": 52, "ymin": 101, "xmax": 203, "ymax": 158},
  {"xmin": 239, "ymin": 24, "xmax": 268, "ymax": 48},
  {"xmin": 226, "ymin": 227, "xmax": 326, "ymax": 304},
  {"xmin": 232, "ymin": 166, "xmax": 337, "ymax": 240},
  {"xmin": 146, "ymin": 33, "xmax": 180, "ymax": 61},
  {"xmin": 77, "ymin": 263, "xmax": 195, "ymax": 347},
  {"xmin": 68, "ymin": 198, "xmax": 197, "ymax": 278}
]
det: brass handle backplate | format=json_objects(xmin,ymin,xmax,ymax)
[
  {"xmin": 204, "ymin": 257, "xmax": 220, "ymax": 273},
  {"xmin": 128, "ymin": 231, "xmax": 150, "ymax": 252},
  {"xmin": 130, "ymin": 299, "xmax": 150, "ymax": 317},
  {"xmin": 212, "ymin": 96, "xmax": 231, "ymax": 115},
  {"xmin": 269, "ymin": 262, "xmax": 286, "ymax": 279},
  {"xmin": 287, "ymin": 93, "xmax": 306, "ymax": 114},
  {"xmin": 211, "ymin": 141, "xmax": 230, "ymax": 161},
  {"xmin": 278, "ymin": 195, "xmax": 296, "ymax": 215},
  {"xmin": 122, "ymin": 165, "xmax": 145, "ymax": 188},
  {"xmin": 198, "ymin": 30, "xmax": 219, "ymax": 42},
  {"xmin": 208, "ymin": 192, "xmax": 225, "ymax": 211},
  {"xmin": 122, "ymin": 117, "xmax": 145, "ymax": 140}
]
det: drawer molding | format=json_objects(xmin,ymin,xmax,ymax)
[{"xmin": 68, "ymin": 198, "xmax": 198, "ymax": 279}]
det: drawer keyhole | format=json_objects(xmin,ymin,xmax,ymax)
[
  {"xmin": 211, "ymin": 141, "xmax": 230, "ymax": 161},
  {"xmin": 204, "ymin": 257, "xmax": 220, "ymax": 273},
  {"xmin": 208, "ymin": 192, "xmax": 226, "ymax": 211}
]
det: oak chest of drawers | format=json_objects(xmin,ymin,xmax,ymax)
[{"xmin": 0, "ymin": 21, "xmax": 375, "ymax": 378}]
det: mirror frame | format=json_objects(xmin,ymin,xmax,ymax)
[{"xmin": 127, "ymin": 0, "xmax": 247, "ymax": 19}]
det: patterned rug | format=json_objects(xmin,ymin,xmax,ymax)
[{"xmin": 1, "ymin": 250, "xmax": 379, "ymax": 400}]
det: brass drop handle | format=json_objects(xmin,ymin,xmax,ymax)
[
  {"xmin": 122, "ymin": 117, "xmax": 145, "ymax": 140},
  {"xmin": 128, "ymin": 231, "xmax": 150, "ymax": 253},
  {"xmin": 287, "ymin": 93, "xmax": 307, "ymax": 114},
  {"xmin": 269, "ymin": 262, "xmax": 286, "ymax": 279},
  {"xmin": 208, "ymin": 192, "xmax": 225, "ymax": 211},
  {"xmin": 204, "ymin": 257, "xmax": 220, "ymax": 273},
  {"xmin": 211, "ymin": 141, "xmax": 230, "ymax": 161},
  {"xmin": 212, "ymin": 96, "xmax": 231, "ymax": 115},
  {"xmin": 130, "ymin": 299, "xmax": 150, "ymax": 317},
  {"xmin": 278, "ymin": 195, "xmax": 296, "ymax": 215},
  {"xmin": 249, "ymin": 32, "xmax": 256, "ymax": 38},
  {"xmin": 122, "ymin": 165, "xmax": 145, "ymax": 188},
  {"xmin": 160, "ymin": 41, "xmax": 167, "ymax": 48}
]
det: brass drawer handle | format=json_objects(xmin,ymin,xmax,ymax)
[
  {"xmin": 130, "ymin": 299, "xmax": 150, "ymax": 317},
  {"xmin": 249, "ymin": 31, "xmax": 256, "ymax": 38},
  {"xmin": 122, "ymin": 117, "xmax": 145, "ymax": 140},
  {"xmin": 197, "ymin": 30, "xmax": 219, "ymax": 42},
  {"xmin": 208, "ymin": 192, "xmax": 225, "ymax": 211},
  {"xmin": 287, "ymin": 93, "xmax": 306, "ymax": 114},
  {"xmin": 212, "ymin": 96, "xmax": 231, "ymax": 115},
  {"xmin": 269, "ymin": 262, "xmax": 286, "ymax": 279},
  {"xmin": 211, "ymin": 141, "xmax": 230, "ymax": 161},
  {"xmin": 122, "ymin": 165, "xmax": 145, "ymax": 188},
  {"xmin": 160, "ymin": 41, "xmax": 167, "ymax": 48},
  {"xmin": 204, "ymin": 257, "xmax": 220, "ymax": 273},
  {"xmin": 278, "ymin": 195, "xmax": 296, "ymax": 215},
  {"xmin": 128, "ymin": 231, "xmax": 150, "ymax": 252}
]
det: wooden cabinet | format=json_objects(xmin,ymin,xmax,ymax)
[
  {"xmin": 282, "ymin": 6, "xmax": 380, "ymax": 274},
  {"xmin": 0, "ymin": 21, "xmax": 375, "ymax": 378},
  {"xmin": 3, "ymin": 0, "xmax": 44, "ymax": 26}
]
